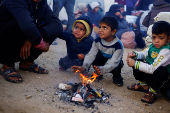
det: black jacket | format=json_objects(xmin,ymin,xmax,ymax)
[{"xmin": 0, "ymin": 0, "xmax": 63, "ymax": 45}]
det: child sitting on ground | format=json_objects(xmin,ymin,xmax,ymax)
[
  {"xmin": 71, "ymin": 16, "xmax": 124, "ymax": 86},
  {"xmin": 57, "ymin": 16, "xmax": 94, "ymax": 71},
  {"xmin": 127, "ymin": 21, "xmax": 170, "ymax": 104}
]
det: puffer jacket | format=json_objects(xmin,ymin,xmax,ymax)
[
  {"xmin": 57, "ymin": 16, "xmax": 94, "ymax": 60},
  {"xmin": 0, "ymin": 0, "xmax": 63, "ymax": 45}
]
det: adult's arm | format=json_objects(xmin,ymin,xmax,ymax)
[{"xmin": 38, "ymin": 5, "xmax": 63, "ymax": 39}]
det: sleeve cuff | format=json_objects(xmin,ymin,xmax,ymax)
[{"xmin": 134, "ymin": 61, "xmax": 140, "ymax": 69}]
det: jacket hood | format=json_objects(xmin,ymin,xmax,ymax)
[
  {"xmin": 108, "ymin": 4, "xmax": 120, "ymax": 14},
  {"xmin": 72, "ymin": 15, "xmax": 93, "ymax": 42}
]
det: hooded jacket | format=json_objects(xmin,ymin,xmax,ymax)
[
  {"xmin": 57, "ymin": 16, "xmax": 94, "ymax": 60},
  {"xmin": 143, "ymin": 0, "xmax": 170, "ymax": 27},
  {"xmin": 0, "ymin": 0, "xmax": 63, "ymax": 45},
  {"xmin": 105, "ymin": 4, "xmax": 128, "ymax": 31}
]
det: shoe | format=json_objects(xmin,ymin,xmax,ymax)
[
  {"xmin": 141, "ymin": 91, "xmax": 157, "ymax": 104},
  {"xmin": 127, "ymin": 83, "xmax": 149, "ymax": 93},
  {"xmin": 113, "ymin": 77, "xmax": 123, "ymax": 86}
]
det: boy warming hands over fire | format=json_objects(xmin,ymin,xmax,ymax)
[{"xmin": 72, "ymin": 16, "xmax": 124, "ymax": 86}]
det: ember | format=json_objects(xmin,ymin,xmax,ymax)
[{"xmin": 55, "ymin": 71, "xmax": 110, "ymax": 108}]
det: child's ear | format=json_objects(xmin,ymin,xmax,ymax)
[{"xmin": 112, "ymin": 29, "xmax": 117, "ymax": 35}]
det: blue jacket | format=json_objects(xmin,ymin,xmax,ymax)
[
  {"xmin": 88, "ymin": 10, "xmax": 101, "ymax": 27},
  {"xmin": 0, "ymin": 0, "xmax": 63, "ymax": 45},
  {"xmin": 57, "ymin": 16, "xmax": 94, "ymax": 60}
]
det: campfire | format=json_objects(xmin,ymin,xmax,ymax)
[{"xmin": 55, "ymin": 70, "xmax": 110, "ymax": 108}]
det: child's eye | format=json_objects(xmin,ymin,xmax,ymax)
[
  {"xmin": 75, "ymin": 26, "xmax": 78, "ymax": 29},
  {"xmin": 159, "ymin": 37, "xmax": 164, "ymax": 40},
  {"xmin": 104, "ymin": 27, "xmax": 107, "ymax": 29},
  {"xmin": 80, "ymin": 29, "xmax": 84, "ymax": 31},
  {"xmin": 99, "ymin": 26, "xmax": 101, "ymax": 28}
]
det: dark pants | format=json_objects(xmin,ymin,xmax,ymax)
[
  {"xmin": 126, "ymin": 7, "xmax": 134, "ymax": 15},
  {"xmin": 59, "ymin": 55, "xmax": 83, "ymax": 70},
  {"xmin": 0, "ymin": 19, "xmax": 56, "ymax": 67},
  {"xmin": 133, "ymin": 66, "xmax": 169, "ymax": 92},
  {"xmin": 92, "ymin": 51, "xmax": 123, "ymax": 80}
]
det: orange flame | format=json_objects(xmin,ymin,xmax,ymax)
[{"xmin": 75, "ymin": 70, "xmax": 98, "ymax": 85}]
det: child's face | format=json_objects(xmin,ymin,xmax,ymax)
[
  {"xmin": 152, "ymin": 33, "xmax": 170, "ymax": 48},
  {"xmin": 73, "ymin": 23, "xmax": 86, "ymax": 39},
  {"xmin": 84, "ymin": 6, "xmax": 88, "ymax": 12},
  {"xmin": 98, "ymin": 23, "xmax": 116, "ymax": 41},
  {"xmin": 94, "ymin": 6, "xmax": 99, "ymax": 12}
]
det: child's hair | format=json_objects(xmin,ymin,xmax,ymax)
[
  {"xmin": 152, "ymin": 21, "xmax": 170, "ymax": 37},
  {"xmin": 99, "ymin": 16, "xmax": 118, "ymax": 31}
]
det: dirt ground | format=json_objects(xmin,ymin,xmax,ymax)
[{"xmin": 0, "ymin": 38, "xmax": 170, "ymax": 113}]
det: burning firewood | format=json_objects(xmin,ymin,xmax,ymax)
[{"xmin": 55, "ymin": 70, "xmax": 110, "ymax": 108}]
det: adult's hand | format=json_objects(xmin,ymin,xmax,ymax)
[
  {"xmin": 20, "ymin": 39, "xmax": 32, "ymax": 59},
  {"xmin": 40, "ymin": 41, "xmax": 49, "ymax": 52}
]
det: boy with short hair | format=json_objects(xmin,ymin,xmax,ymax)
[
  {"xmin": 57, "ymin": 16, "xmax": 94, "ymax": 70},
  {"xmin": 127, "ymin": 21, "xmax": 170, "ymax": 104},
  {"xmin": 72, "ymin": 16, "xmax": 124, "ymax": 86}
]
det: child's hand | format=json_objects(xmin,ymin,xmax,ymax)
[
  {"xmin": 94, "ymin": 65, "xmax": 101, "ymax": 75},
  {"xmin": 78, "ymin": 53, "xmax": 85, "ymax": 60},
  {"xmin": 127, "ymin": 52, "xmax": 136, "ymax": 58},
  {"xmin": 126, "ymin": 58, "xmax": 135, "ymax": 67},
  {"xmin": 71, "ymin": 66, "xmax": 85, "ymax": 73}
]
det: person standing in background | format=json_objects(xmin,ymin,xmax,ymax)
[
  {"xmin": 126, "ymin": 0, "xmax": 137, "ymax": 15},
  {"xmin": 115, "ymin": 0, "xmax": 126, "ymax": 6},
  {"xmin": 74, "ymin": 3, "xmax": 88, "ymax": 19},
  {"xmin": 53, "ymin": 0, "xmax": 75, "ymax": 32},
  {"xmin": 135, "ymin": 0, "xmax": 154, "ymax": 11}
]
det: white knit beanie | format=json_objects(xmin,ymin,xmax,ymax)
[{"xmin": 90, "ymin": 2, "xmax": 100, "ymax": 10}]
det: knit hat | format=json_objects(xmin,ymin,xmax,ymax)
[
  {"xmin": 90, "ymin": 2, "xmax": 100, "ymax": 10},
  {"xmin": 78, "ymin": 3, "xmax": 87, "ymax": 12}
]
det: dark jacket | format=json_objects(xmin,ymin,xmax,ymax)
[
  {"xmin": 88, "ymin": 10, "xmax": 101, "ymax": 27},
  {"xmin": 57, "ymin": 16, "xmax": 94, "ymax": 60},
  {"xmin": 142, "ymin": 0, "xmax": 170, "ymax": 27},
  {"xmin": 135, "ymin": 0, "xmax": 154, "ymax": 10},
  {"xmin": 0, "ymin": 0, "xmax": 63, "ymax": 45},
  {"xmin": 105, "ymin": 4, "xmax": 128, "ymax": 30}
]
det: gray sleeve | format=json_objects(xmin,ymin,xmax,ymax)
[
  {"xmin": 82, "ymin": 42, "xmax": 99, "ymax": 70},
  {"xmin": 98, "ymin": 49, "xmax": 124, "ymax": 75}
]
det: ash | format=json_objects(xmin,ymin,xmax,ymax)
[{"xmin": 55, "ymin": 83, "xmax": 111, "ymax": 108}]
